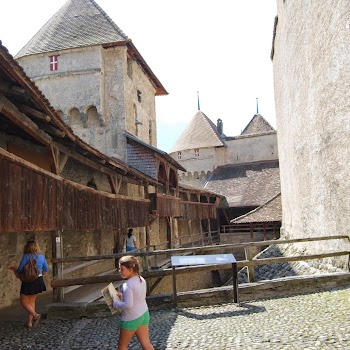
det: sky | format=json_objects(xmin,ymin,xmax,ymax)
[{"xmin": 0, "ymin": 0, "xmax": 277, "ymax": 152}]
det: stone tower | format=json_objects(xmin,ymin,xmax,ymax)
[
  {"xmin": 15, "ymin": 0, "xmax": 167, "ymax": 161},
  {"xmin": 272, "ymin": 0, "xmax": 350, "ymax": 260}
]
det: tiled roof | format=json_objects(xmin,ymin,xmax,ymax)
[
  {"xmin": 125, "ymin": 131, "xmax": 186, "ymax": 171},
  {"xmin": 205, "ymin": 160, "xmax": 280, "ymax": 207},
  {"xmin": 241, "ymin": 114, "xmax": 275, "ymax": 135},
  {"xmin": 169, "ymin": 111, "xmax": 225, "ymax": 153},
  {"xmin": 15, "ymin": 0, "xmax": 128, "ymax": 58},
  {"xmin": 230, "ymin": 193, "xmax": 282, "ymax": 223}
]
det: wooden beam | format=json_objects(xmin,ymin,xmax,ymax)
[
  {"xmin": 18, "ymin": 104, "xmax": 51, "ymax": 122},
  {"xmin": 0, "ymin": 93, "xmax": 52, "ymax": 146},
  {"xmin": 47, "ymin": 145, "xmax": 60, "ymax": 175},
  {"xmin": 107, "ymin": 174, "xmax": 122, "ymax": 194},
  {"xmin": 40, "ymin": 123, "xmax": 66, "ymax": 138},
  {"xmin": 59, "ymin": 153, "xmax": 69, "ymax": 174}
]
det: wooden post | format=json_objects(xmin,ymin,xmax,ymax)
[
  {"xmin": 232, "ymin": 262, "xmax": 239, "ymax": 303},
  {"xmin": 173, "ymin": 218, "xmax": 179, "ymax": 248},
  {"xmin": 199, "ymin": 220, "xmax": 204, "ymax": 246},
  {"xmin": 207, "ymin": 219, "xmax": 212, "ymax": 245},
  {"xmin": 244, "ymin": 246, "xmax": 255, "ymax": 282},
  {"xmin": 263, "ymin": 222, "xmax": 267, "ymax": 241},
  {"xmin": 172, "ymin": 265, "xmax": 177, "ymax": 307},
  {"xmin": 250, "ymin": 223, "xmax": 254, "ymax": 241},
  {"xmin": 188, "ymin": 220, "xmax": 193, "ymax": 246},
  {"xmin": 51, "ymin": 230, "xmax": 64, "ymax": 302}
]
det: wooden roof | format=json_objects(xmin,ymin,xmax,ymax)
[
  {"xmin": 205, "ymin": 160, "xmax": 280, "ymax": 208},
  {"xmin": 230, "ymin": 193, "xmax": 282, "ymax": 224}
]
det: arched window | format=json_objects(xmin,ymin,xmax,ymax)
[{"xmin": 86, "ymin": 106, "xmax": 100, "ymax": 127}]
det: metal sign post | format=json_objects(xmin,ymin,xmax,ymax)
[{"xmin": 171, "ymin": 254, "xmax": 238, "ymax": 308}]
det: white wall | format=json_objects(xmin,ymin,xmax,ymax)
[{"xmin": 273, "ymin": 0, "xmax": 350, "ymax": 260}]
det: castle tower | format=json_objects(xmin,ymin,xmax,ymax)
[{"xmin": 15, "ymin": 0, "xmax": 167, "ymax": 160}]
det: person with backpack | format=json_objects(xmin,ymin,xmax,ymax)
[{"xmin": 8, "ymin": 240, "xmax": 48, "ymax": 329}]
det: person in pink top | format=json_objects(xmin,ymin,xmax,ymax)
[{"xmin": 113, "ymin": 255, "xmax": 154, "ymax": 350}]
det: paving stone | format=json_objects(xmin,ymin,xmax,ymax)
[{"xmin": 2, "ymin": 285, "xmax": 350, "ymax": 349}]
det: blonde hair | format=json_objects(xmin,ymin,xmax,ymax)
[
  {"xmin": 119, "ymin": 255, "xmax": 141, "ymax": 281},
  {"xmin": 23, "ymin": 240, "xmax": 39, "ymax": 255}
]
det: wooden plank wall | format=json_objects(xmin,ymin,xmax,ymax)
[
  {"xmin": 181, "ymin": 202, "xmax": 217, "ymax": 220},
  {"xmin": 0, "ymin": 156, "xmax": 149, "ymax": 232}
]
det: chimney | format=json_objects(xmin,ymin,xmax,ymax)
[{"xmin": 217, "ymin": 118, "xmax": 223, "ymax": 135}]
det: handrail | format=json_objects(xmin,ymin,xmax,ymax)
[
  {"xmin": 51, "ymin": 235, "xmax": 350, "ymax": 292},
  {"xmin": 51, "ymin": 235, "xmax": 349, "ymax": 263}
]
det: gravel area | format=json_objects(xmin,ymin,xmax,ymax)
[{"xmin": 1, "ymin": 285, "xmax": 350, "ymax": 349}]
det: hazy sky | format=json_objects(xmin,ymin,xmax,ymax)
[{"xmin": 0, "ymin": 0, "xmax": 277, "ymax": 152}]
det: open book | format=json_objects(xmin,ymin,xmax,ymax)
[{"xmin": 101, "ymin": 282, "xmax": 122, "ymax": 315}]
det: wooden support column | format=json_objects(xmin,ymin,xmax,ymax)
[
  {"xmin": 207, "ymin": 219, "xmax": 212, "ymax": 244},
  {"xmin": 51, "ymin": 230, "xmax": 64, "ymax": 302},
  {"xmin": 188, "ymin": 219, "xmax": 194, "ymax": 246},
  {"xmin": 167, "ymin": 217, "xmax": 173, "ymax": 249},
  {"xmin": 263, "ymin": 222, "xmax": 267, "ymax": 241},
  {"xmin": 173, "ymin": 218, "xmax": 179, "ymax": 248},
  {"xmin": 250, "ymin": 223, "xmax": 254, "ymax": 241},
  {"xmin": 245, "ymin": 246, "xmax": 256, "ymax": 283},
  {"xmin": 199, "ymin": 220, "xmax": 204, "ymax": 246}
]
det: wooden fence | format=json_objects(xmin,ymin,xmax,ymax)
[{"xmin": 50, "ymin": 235, "xmax": 350, "ymax": 301}]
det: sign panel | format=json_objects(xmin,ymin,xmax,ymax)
[{"xmin": 171, "ymin": 254, "xmax": 236, "ymax": 266}]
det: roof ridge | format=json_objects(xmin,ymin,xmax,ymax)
[
  {"xmin": 15, "ymin": 0, "xmax": 129, "ymax": 58},
  {"xmin": 88, "ymin": 0, "xmax": 128, "ymax": 39}
]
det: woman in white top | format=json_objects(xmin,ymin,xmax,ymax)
[
  {"xmin": 125, "ymin": 228, "xmax": 138, "ymax": 252},
  {"xmin": 113, "ymin": 256, "xmax": 154, "ymax": 350}
]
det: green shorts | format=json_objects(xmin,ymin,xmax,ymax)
[{"xmin": 120, "ymin": 310, "xmax": 150, "ymax": 331}]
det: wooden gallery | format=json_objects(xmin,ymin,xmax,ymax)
[{"xmin": 0, "ymin": 41, "xmax": 222, "ymax": 309}]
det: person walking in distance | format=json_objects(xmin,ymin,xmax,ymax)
[
  {"xmin": 125, "ymin": 228, "xmax": 138, "ymax": 252},
  {"xmin": 8, "ymin": 240, "xmax": 48, "ymax": 329},
  {"xmin": 113, "ymin": 255, "xmax": 154, "ymax": 350}
]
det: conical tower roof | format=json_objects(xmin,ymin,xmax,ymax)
[
  {"xmin": 169, "ymin": 111, "xmax": 225, "ymax": 153},
  {"xmin": 241, "ymin": 113, "xmax": 275, "ymax": 135},
  {"xmin": 15, "ymin": 0, "xmax": 128, "ymax": 58}
]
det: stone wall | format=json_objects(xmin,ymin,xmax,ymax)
[
  {"xmin": 16, "ymin": 44, "xmax": 158, "ymax": 161},
  {"xmin": 273, "ymin": 0, "xmax": 350, "ymax": 256},
  {"xmin": 225, "ymin": 132, "xmax": 278, "ymax": 164}
]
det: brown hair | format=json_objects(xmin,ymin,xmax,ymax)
[
  {"xmin": 23, "ymin": 240, "xmax": 39, "ymax": 255},
  {"xmin": 119, "ymin": 255, "xmax": 141, "ymax": 281}
]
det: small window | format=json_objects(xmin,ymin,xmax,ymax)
[
  {"xmin": 177, "ymin": 151, "xmax": 182, "ymax": 159},
  {"xmin": 49, "ymin": 55, "xmax": 59, "ymax": 71},
  {"xmin": 137, "ymin": 90, "xmax": 142, "ymax": 102},
  {"xmin": 194, "ymin": 149, "xmax": 199, "ymax": 157}
]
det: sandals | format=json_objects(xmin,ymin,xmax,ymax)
[
  {"xmin": 33, "ymin": 314, "xmax": 41, "ymax": 328},
  {"xmin": 26, "ymin": 322, "xmax": 33, "ymax": 329}
]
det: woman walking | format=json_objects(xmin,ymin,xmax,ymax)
[
  {"xmin": 113, "ymin": 255, "xmax": 154, "ymax": 350},
  {"xmin": 9, "ymin": 240, "xmax": 48, "ymax": 329},
  {"xmin": 125, "ymin": 228, "xmax": 138, "ymax": 252}
]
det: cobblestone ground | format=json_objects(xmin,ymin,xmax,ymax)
[{"xmin": 1, "ymin": 286, "xmax": 349, "ymax": 350}]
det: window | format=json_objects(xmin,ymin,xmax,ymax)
[
  {"xmin": 177, "ymin": 151, "xmax": 182, "ymax": 159},
  {"xmin": 49, "ymin": 55, "xmax": 59, "ymax": 71},
  {"xmin": 194, "ymin": 148, "xmax": 199, "ymax": 157},
  {"xmin": 137, "ymin": 90, "xmax": 142, "ymax": 102}
]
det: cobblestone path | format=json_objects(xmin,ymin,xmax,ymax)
[{"xmin": 1, "ymin": 286, "xmax": 349, "ymax": 349}]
